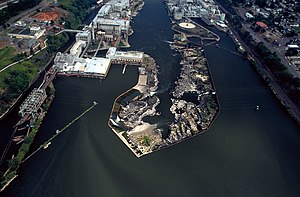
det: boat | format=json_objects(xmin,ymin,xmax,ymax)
[
  {"xmin": 255, "ymin": 105, "xmax": 260, "ymax": 111},
  {"xmin": 43, "ymin": 142, "xmax": 51, "ymax": 149}
]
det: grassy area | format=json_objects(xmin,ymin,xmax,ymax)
[
  {"xmin": 293, "ymin": 26, "xmax": 300, "ymax": 33},
  {"xmin": 0, "ymin": 49, "xmax": 50, "ymax": 115},
  {"xmin": 142, "ymin": 136, "xmax": 151, "ymax": 146},
  {"xmin": 0, "ymin": 47, "xmax": 17, "ymax": 70},
  {"xmin": 58, "ymin": 0, "xmax": 74, "ymax": 9},
  {"xmin": 0, "ymin": 50, "xmax": 46, "ymax": 89}
]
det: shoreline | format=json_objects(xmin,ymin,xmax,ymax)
[
  {"xmin": 0, "ymin": 57, "xmax": 54, "ymax": 121},
  {"xmin": 226, "ymin": 23, "xmax": 300, "ymax": 125},
  {"xmin": 108, "ymin": 55, "xmax": 160, "ymax": 157},
  {"xmin": 213, "ymin": 0, "xmax": 300, "ymax": 125},
  {"xmin": 0, "ymin": 83, "xmax": 56, "ymax": 191}
]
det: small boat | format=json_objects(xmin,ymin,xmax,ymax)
[
  {"xmin": 255, "ymin": 105, "xmax": 260, "ymax": 111},
  {"xmin": 43, "ymin": 142, "xmax": 51, "ymax": 149}
]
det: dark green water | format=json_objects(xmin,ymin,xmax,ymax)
[{"xmin": 3, "ymin": 0, "xmax": 300, "ymax": 196}]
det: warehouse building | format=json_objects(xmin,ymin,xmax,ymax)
[
  {"xmin": 53, "ymin": 52, "xmax": 112, "ymax": 79},
  {"xmin": 106, "ymin": 47, "xmax": 144, "ymax": 64}
]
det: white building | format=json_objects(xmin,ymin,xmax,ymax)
[
  {"xmin": 76, "ymin": 31, "xmax": 91, "ymax": 42},
  {"xmin": 111, "ymin": 0, "xmax": 129, "ymax": 12},
  {"xmin": 69, "ymin": 40, "xmax": 87, "ymax": 57},
  {"xmin": 97, "ymin": 4, "xmax": 112, "ymax": 17},
  {"xmin": 106, "ymin": 47, "xmax": 144, "ymax": 63},
  {"xmin": 8, "ymin": 28, "xmax": 45, "ymax": 39},
  {"xmin": 94, "ymin": 18, "xmax": 130, "ymax": 35},
  {"xmin": 54, "ymin": 52, "xmax": 112, "ymax": 79},
  {"xmin": 29, "ymin": 26, "xmax": 41, "ymax": 32},
  {"xmin": 174, "ymin": 7, "xmax": 184, "ymax": 20}
]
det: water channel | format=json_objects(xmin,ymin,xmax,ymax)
[{"xmin": 2, "ymin": 0, "xmax": 300, "ymax": 196}]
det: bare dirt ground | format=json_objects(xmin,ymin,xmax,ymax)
[{"xmin": 0, "ymin": 36, "xmax": 11, "ymax": 49}]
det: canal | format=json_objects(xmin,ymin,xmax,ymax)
[{"xmin": 2, "ymin": 0, "xmax": 300, "ymax": 196}]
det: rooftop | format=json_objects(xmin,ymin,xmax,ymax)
[{"xmin": 256, "ymin": 21, "xmax": 268, "ymax": 28}]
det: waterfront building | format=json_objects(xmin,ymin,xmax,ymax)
[
  {"xmin": 69, "ymin": 40, "xmax": 87, "ymax": 57},
  {"xmin": 111, "ymin": 0, "xmax": 129, "ymax": 12},
  {"xmin": 53, "ymin": 53, "xmax": 112, "ymax": 79},
  {"xmin": 173, "ymin": 7, "xmax": 184, "ymax": 20},
  {"xmin": 106, "ymin": 47, "xmax": 144, "ymax": 64},
  {"xmin": 19, "ymin": 88, "xmax": 47, "ymax": 117},
  {"xmin": 96, "ymin": 4, "xmax": 112, "ymax": 17},
  {"xmin": 93, "ymin": 0, "xmax": 129, "ymax": 21},
  {"xmin": 93, "ymin": 18, "xmax": 130, "ymax": 35}
]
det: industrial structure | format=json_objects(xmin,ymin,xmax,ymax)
[
  {"xmin": 106, "ymin": 47, "xmax": 144, "ymax": 64},
  {"xmin": 53, "ymin": 52, "xmax": 112, "ymax": 79},
  {"xmin": 7, "ymin": 26, "xmax": 46, "ymax": 39},
  {"xmin": 166, "ymin": 0, "xmax": 225, "ymax": 25},
  {"xmin": 19, "ymin": 88, "xmax": 47, "ymax": 118}
]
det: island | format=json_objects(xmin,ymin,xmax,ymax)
[{"xmin": 107, "ymin": 1, "xmax": 220, "ymax": 157}]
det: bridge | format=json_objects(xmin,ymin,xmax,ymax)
[
  {"xmin": 55, "ymin": 29, "xmax": 86, "ymax": 35},
  {"xmin": 64, "ymin": 29, "xmax": 85, "ymax": 33}
]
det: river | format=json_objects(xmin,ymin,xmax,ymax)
[{"xmin": 2, "ymin": 0, "xmax": 300, "ymax": 196}]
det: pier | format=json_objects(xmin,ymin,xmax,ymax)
[
  {"xmin": 122, "ymin": 64, "xmax": 127, "ymax": 74},
  {"xmin": 22, "ymin": 102, "xmax": 97, "ymax": 163}
]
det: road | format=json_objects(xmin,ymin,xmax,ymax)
[
  {"xmin": 5, "ymin": 0, "xmax": 50, "ymax": 26},
  {"xmin": 243, "ymin": 24, "xmax": 300, "ymax": 77},
  {"xmin": 228, "ymin": 24, "xmax": 300, "ymax": 124},
  {"xmin": 215, "ymin": 0, "xmax": 300, "ymax": 78}
]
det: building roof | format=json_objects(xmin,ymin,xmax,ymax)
[
  {"xmin": 85, "ymin": 57, "xmax": 111, "ymax": 75},
  {"xmin": 256, "ymin": 21, "xmax": 268, "ymax": 28},
  {"xmin": 287, "ymin": 44, "xmax": 299, "ymax": 49},
  {"xmin": 96, "ymin": 18, "xmax": 129, "ymax": 28},
  {"xmin": 70, "ymin": 40, "xmax": 86, "ymax": 56},
  {"xmin": 97, "ymin": 4, "xmax": 111, "ymax": 17},
  {"xmin": 115, "ymin": 51, "xmax": 144, "ymax": 59},
  {"xmin": 106, "ymin": 47, "xmax": 144, "ymax": 60},
  {"xmin": 106, "ymin": 47, "xmax": 117, "ymax": 58},
  {"xmin": 76, "ymin": 31, "xmax": 90, "ymax": 38}
]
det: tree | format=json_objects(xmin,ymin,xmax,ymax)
[
  {"xmin": 142, "ymin": 136, "xmax": 151, "ymax": 146},
  {"xmin": 30, "ymin": 47, "xmax": 34, "ymax": 55},
  {"xmin": 255, "ymin": 0, "xmax": 267, "ymax": 7}
]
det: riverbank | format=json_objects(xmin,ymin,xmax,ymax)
[
  {"xmin": 226, "ymin": 20, "xmax": 300, "ymax": 125},
  {"xmin": 0, "ymin": 83, "xmax": 55, "ymax": 191},
  {"xmin": 213, "ymin": 0, "xmax": 300, "ymax": 125},
  {"xmin": 0, "ymin": 1, "xmax": 99, "ymax": 191}
]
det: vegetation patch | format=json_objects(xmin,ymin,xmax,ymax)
[
  {"xmin": 0, "ymin": 47, "xmax": 17, "ymax": 70},
  {"xmin": 58, "ymin": 0, "xmax": 96, "ymax": 29},
  {"xmin": 0, "ymin": 49, "xmax": 51, "ymax": 115}
]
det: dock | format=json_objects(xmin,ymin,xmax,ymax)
[
  {"xmin": 122, "ymin": 64, "xmax": 127, "ymax": 74},
  {"xmin": 22, "ymin": 102, "xmax": 97, "ymax": 163}
]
